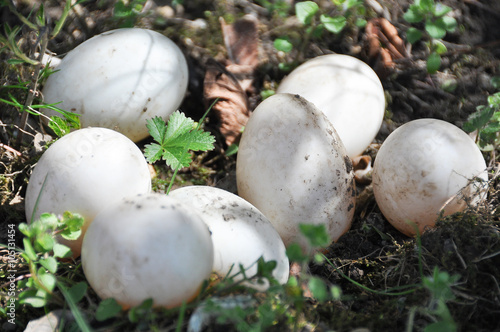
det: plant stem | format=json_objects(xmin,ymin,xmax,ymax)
[
  {"xmin": 165, "ymin": 98, "xmax": 219, "ymax": 195},
  {"xmin": 16, "ymin": 28, "xmax": 49, "ymax": 148},
  {"xmin": 322, "ymin": 254, "xmax": 420, "ymax": 296}
]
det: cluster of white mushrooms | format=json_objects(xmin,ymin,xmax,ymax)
[{"xmin": 25, "ymin": 28, "xmax": 488, "ymax": 309}]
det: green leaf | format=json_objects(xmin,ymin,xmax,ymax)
[
  {"xmin": 35, "ymin": 233, "xmax": 55, "ymax": 252},
  {"xmin": 23, "ymin": 237, "xmax": 38, "ymax": 261},
  {"xmin": 38, "ymin": 213, "xmax": 59, "ymax": 230},
  {"xmin": 488, "ymin": 92, "xmax": 500, "ymax": 107},
  {"xmin": 418, "ymin": 0, "xmax": 434, "ymax": 12},
  {"xmin": 60, "ymin": 228, "xmax": 81, "ymax": 241},
  {"xmin": 491, "ymin": 76, "xmax": 500, "ymax": 89},
  {"xmin": 425, "ymin": 20, "xmax": 447, "ymax": 39},
  {"xmin": 145, "ymin": 116, "xmax": 167, "ymax": 145},
  {"xmin": 59, "ymin": 211, "xmax": 85, "ymax": 240},
  {"xmin": 403, "ymin": 7, "xmax": 424, "ymax": 23},
  {"xmin": 355, "ymin": 17, "xmax": 367, "ymax": 28},
  {"xmin": 38, "ymin": 272, "xmax": 57, "ymax": 293},
  {"xmin": 161, "ymin": 146, "xmax": 192, "ymax": 169},
  {"xmin": 481, "ymin": 121, "xmax": 500, "ymax": 135},
  {"xmin": 144, "ymin": 111, "xmax": 215, "ymax": 170},
  {"xmin": 53, "ymin": 243, "xmax": 73, "ymax": 258},
  {"xmin": 165, "ymin": 111, "xmax": 195, "ymax": 141},
  {"xmin": 299, "ymin": 224, "xmax": 331, "ymax": 248},
  {"xmin": 274, "ymin": 37, "xmax": 293, "ymax": 53},
  {"xmin": 426, "ymin": 52, "xmax": 441, "ymax": 73},
  {"xmin": 423, "ymin": 267, "xmax": 458, "ymax": 302},
  {"xmin": 295, "ymin": 1, "xmax": 319, "ymax": 25},
  {"xmin": 19, "ymin": 289, "xmax": 47, "ymax": 308},
  {"xmin": 48, "ymin": 116, "xmax": 72, "ymax": 137},
  {"xmin": 424, "ymin": 320, "xmax": 457, "ymax": 332},
  {"xmin": 440, "ymin": 16, "xmax": 457, "ymax": 32},
  {"xmin": 96, "ymin": 298, "xmax": 123, "ymax": 321},
  {"xmin": 57, "ymin": 282, "xmax": 93, "ymax": 332},
  {"xmin": 345, "ymin": 0, "xmax": 362, "ymax": 10},
  {"xmin": 308, "ymin": 276, "xmax": 328, "ymax": 302},
  {"xmin": 406, "ymin": 27, "xmax": 423, "ymax": 44},
  {"xmin": 320, "ymin": 14, "xmax": 346, "ymax": 34},
  {"xmin": 67, "ymin": 282, "xmax": 88, "ymax": 303},
  {"xmin": 114, "ymin": 0, "xmax": 133, "ymax": 18},
  {"xmin": 39, "ymin": 256, "xmax": 58, "ymax": 274},
  {"xmin": 432, "ymin": 3, "xmax": 452, "ymax": 17},
  {"xmin": 18, "ymin": 223, "xmax": 31, "ymax": 237},
  {"xmin": 433, "ymin": 40, "xmax": 447, "ymax": 54},
  {"xmin": 256, "ymin": 257, "xmax": 277, "ymax": 280},
  {"xmin": 225, "ymin": 143, "xmax": 239, "ymax": 157},
  {"xmin": 173, "ymin": 129, "xmax": 216, "ymax": 151},
  {"xmin": 286, "ymin": 243, "xmax": 309, "ymax": 263},
  {"xmin": 463, "ymin": 105, "xmax": 495, "ymax": 132},
  {"xmin": 144, "ymin": 142, "xmax": 163, "ymax": 164},
  {"xmin": 330, "ymin": 285, "xmax": 342, "ymax": 300},
  {"xmin": 128, "ymin": 298, "xmax": 153, "ymax": 323}
]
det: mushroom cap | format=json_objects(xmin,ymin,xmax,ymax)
[
  {"xmin": 277, "ymin": 54, "xmax": 385, "ymax": 158},
  {"xmin": 372, "ymin": 118, "xmax": 488, "ymax": 236},
  {"xmin": 81, "ymin": 193, "xmax": 214, "ymax": 309},
  {"xmin": 169, "ymin": 185, "xmax": 289, "ymax": 290},
  {"xmin": 236, "ymin": 93, "xmax": 356, "ymax": 251},
  {"xmin": 24, "ymin": 127, "xmax": 152, "ymax": 257},
  {"xmin": 42, "ymin": 28, "xmax": 189, "ymax": 142}
]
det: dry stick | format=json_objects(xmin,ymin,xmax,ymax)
[
  {"xmin": 15, "ymin": 28, "xmax": 49, "ymax": 149},
  {"xmin": 0, "ymin": 143, "xmax": 22, "ymax": 157}
]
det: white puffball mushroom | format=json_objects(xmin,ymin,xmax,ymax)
[
  {"xmin": 372, "ymin": 118, "xmax": 488, "ymax": 236},
  {"xmin": 81, "ymin": 193, "xmax": 213, "ymax": 309},
  {"xmin": 169, "ymin": 185, "xmax": 289, "ymax": 290},
  {"xmin": 276, "ymin": 54, "xmax": 385, "ymax": 158},
  {"xmin": 236, "ymin": 93, "xmax": 356, "ymax": 251},
  {"xmin": 25, "ymin": 127, "xmax": 152, "ymax": 257},
  {"xmin": 42, "ymin": 28, "xmax": 189, "ymax": 142}
]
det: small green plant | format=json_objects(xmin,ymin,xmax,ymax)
[
  {"xmin": 0, "ymin": 0, "xmax": 81, "ymax": 143},
  {"xmin": 255, "ymin": 0, "xmax": 291, "ymax": 18},
  {"xmin": 403, "ymin": 0, "xmax": 457, "ymax": 73},
  {"xmin": 143, "ymin": 107, "xmax": 216, "ymax": 194},
  {"xmin": 274, "ymin": 0, "xmax": 367, "ymax": 69},
  {"xmin": 0, "ymin": 80, "xmax": 80, "ymax": 138},
  {"xmin": 0, "ymin": 211, "xmax": 92, "ymax": 331},
  {"xmin": 16, "ymin": 212, "xmax": 84, "ymax": 306},
  {"xmin": 112, "ymin": 0, "xmax": 148, "ymax": 28},
  {"xmin": 192, "ymin": 224, "xmax": 343, "ymax": 331},
  {"xmin": 406, "ymin": 267, "xmax": 459, "ymax": 332},
  {"xmin": 463, "ymin": 90, "xmax": 500, "ymax": 155}
]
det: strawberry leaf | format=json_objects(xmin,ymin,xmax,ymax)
[{"xmin": 144, "ymin": 111, "xmax": 215, "ymax": 170}]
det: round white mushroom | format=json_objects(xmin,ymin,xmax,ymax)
[
  {"xmin": 169, "ymin": 185, "xmax": 289, "ymax": 290},
  {"xmin": 276, "ymin": 54, "xmax": 385, "ymax": 158},
  {"xmin": 24, "ymin": 127, "xmax": 152, "ymax": 257},
  {"xmin": 42, "ymin": 28, "xmax": 189, "ymax": 142},
  {"xmin": 236, "ymin": 93, "xmax": 356, "ymax": 252},
  {"xmin": 372, "ymin": 118, "xmax": 488, "ymax": 236},
  {"xmin": 81, "ymin": 193, "xmax": 214, "ymax": 309}
]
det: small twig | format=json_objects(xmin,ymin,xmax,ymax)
[
  {"xmin": 0, "ymin": 143, "xmax": 22, "ymax": 157},
  {"xmin": 450, "ymin": 239, "xmax": 467, "ymax": 270},
  {"xmin": 0, "ymin": 273, "xmax": 31, "ymax": 290}
]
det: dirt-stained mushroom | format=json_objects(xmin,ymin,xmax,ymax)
[
  {"xmin": 42, "ymin": 28, "xmax": 188, "ymax": 142},
  {"xmin": 276, "ymin": 54, "xmax": 385, "ymax": 158},
  {"xmin": 236, "ymin": 93, "xmax": 356, "ymax": 252},
  {"xmin": 24, "ymin": 127, "xmax": 152, "ymax": 257},
  {"xmin": 81, "ymin": 193, "xmax": 213, "ymax": 309},
  {"xmin": 170, "ymin": 185, "xmax": 289, "ymax": 290},
  {"xmin": 372, "ymin": 118, "xmax": 488, "ymax": 236}
]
